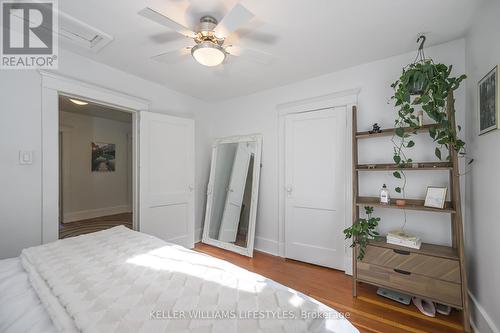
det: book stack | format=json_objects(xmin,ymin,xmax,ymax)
[{"xmin": 386, "ymin": 230, "xmax": 422, "ymax": 249}]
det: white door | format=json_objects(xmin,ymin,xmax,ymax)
[
  {"xmin": 218, "ymin": 143, "xmax": 252, "ymax": 242},
  {"xmin": 284, "ymin": 107, "xmax": 346, "ymax": 269},
  {"xmin": 139, "ymin": 111, "xmax": 195, "ymax": 248}
]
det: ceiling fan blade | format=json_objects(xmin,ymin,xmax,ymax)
[
  {"xmin": 214, "ymin": 3, "xmax": 254, "ymax": 39},
  {"xmin": 139, "ymin": 7, "xmax": 196, "ymax": 39},
  {"xmin": 237, "ymin": 29, "xmax": 278, "ymax": 44},
  {"xmin": 225, "ymin": 45, "xmax": 273, "ymax": 65},
  {"xmin": 151, "ymin": 47, "xmax": 191, "ymax": 64}
]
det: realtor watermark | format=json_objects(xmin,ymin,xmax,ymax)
[
  {"xmin": 1, "ymin": 0, "xmax": 58, "ymax": 69},
  {"xmin": 150, "ymin": 310, "xmax": 351, "ymax": 321}
]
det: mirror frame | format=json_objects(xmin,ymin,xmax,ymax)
[{"xmin": 202, "ymin": 134, "xmax": 263, "ymax": 257}]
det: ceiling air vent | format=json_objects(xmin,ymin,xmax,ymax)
[{"xmin": 59, "ymin": 11, "xmax": 113, "ymax": 52}]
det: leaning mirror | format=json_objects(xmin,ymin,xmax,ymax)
[{"xmin": 202, "ymin": 135, "xmax": 262, "ymax": 257}]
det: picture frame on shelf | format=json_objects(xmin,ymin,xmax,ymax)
[
  {"xmin": 478, "ymin": 65, "xmax": 499, "ymax": 135},
  {"xmin": 424, "ymin": 186, "xmax": 448, "ymax": 209}
]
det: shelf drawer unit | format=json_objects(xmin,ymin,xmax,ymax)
[{"xmin": 359, "ymin": 243, "xmax": 462, "ymax": 306}]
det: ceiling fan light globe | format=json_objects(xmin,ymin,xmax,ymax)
[{"xmin": 191, "ymin": 42, "xmax": 225, "ymax": 67}]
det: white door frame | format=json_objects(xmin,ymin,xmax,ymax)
[
  {"xmin": 40, "ymin": 70, "xmax": 149, "ymax": 244},
  {"xmin": 277, "ymin": 89, "xmax": 359, "ymax": 274}
]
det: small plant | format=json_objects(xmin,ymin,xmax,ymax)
[{"xmin": 344, "ymin": 206, "xmax": 381, "ymax": 260}]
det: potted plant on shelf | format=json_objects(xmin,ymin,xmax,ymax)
[{"xmin": 344, "ymin": 206, "xmax": 381, "ymax": 260}]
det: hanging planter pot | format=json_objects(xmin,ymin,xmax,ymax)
[{"xmin": 408, "ymin": 76, "xmax": 426, "ymax": 95}]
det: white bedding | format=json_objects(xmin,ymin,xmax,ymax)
[
  {"xmin": 14, "ymin": 226, "xmax": 357, "ymax": 333},
  {"xmin": 0, "ymin": 258, "xmax": 56, "ymax": 333}
]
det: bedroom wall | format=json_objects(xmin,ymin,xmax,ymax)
[
  {"xmin": 59, "ymin": 111, "xmax": 132, "ymax": 223},
  {"xmin": 464, "ymin": 1, "xmax": 500, "ymax": 332},
  {"xmin": 0, "ymin": 48, "xmax": 207, "ymax": 259},
  {"xmin": 197, "ymin": 39, "xmax": 467, "ymax": 263}
]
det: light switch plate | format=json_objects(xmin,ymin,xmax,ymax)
[{"xmin": 19, "ymin": 151, "xmax": 33, "ymax": 165}]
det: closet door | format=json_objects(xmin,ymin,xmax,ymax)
[
  {"xmin": 139, "ymin": 112, "xmax": 194, "ymax": 248},
  {"xmin": 284, "ymin": 107, "xmax": 346, "ymax": 269}
]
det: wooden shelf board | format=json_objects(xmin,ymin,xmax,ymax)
[
  {"xmin": 356, "ymin": 124, "xmax": 438, "ymax": 139},
  {"xmin": 367, "ymin": 237, "xmax": 459, "ymax": 260},
  {"xmin": 356, "ymin": 162, "xmax": 453, "ymax": 171},
  {"xmin": 356, "ymin": 196, "xmax": 455, "ymax": 213}
]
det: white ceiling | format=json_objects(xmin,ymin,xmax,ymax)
[
  {"xmin": 59, "ymin": 0, "xmax": 480, "ymax": 101},
  {"xmin": 59, "ymin": 96, "xmax": 132, "ymax": 123}
]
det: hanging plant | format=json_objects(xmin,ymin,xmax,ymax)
[
  {"xmin": 344, "ymin": 206, "xmax": 381, "ymax": 260},
  {"xmin": 390, "ymin": 36, "xmax": 466, "ymax": 196}
]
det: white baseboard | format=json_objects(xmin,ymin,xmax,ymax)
[
  {"xmin": 63, "ymin": 205, "xmax": 131, "ymax": 223},
  {"xmin": 469, "ymin": 291, "xmax": 499, "ymax": 333},
  {"xmin": 254, "ymin": 236, "xmax": 279, "ymax": 256}
]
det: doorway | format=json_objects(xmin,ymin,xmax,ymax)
[
  {"xmin": 283, "ymin": 107, "xmax": 347, "ymax": 270},
  {"xmin": 40, "ymin": 72, "xmax": 195, "ymax": 248},
  {"xmin": 58, "ymin": 95, "xmax": 134, "ymax": 239}
]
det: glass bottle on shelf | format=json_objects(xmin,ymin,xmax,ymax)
[{"xmin": 380, "ymin": 184, "xmax": 390, "ymax": 205}]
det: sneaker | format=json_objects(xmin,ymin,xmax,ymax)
[{"xmin": 412, "ymin": 297, "xmax": 436, "ymax": 317}]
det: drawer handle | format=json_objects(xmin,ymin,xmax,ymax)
[
  {"xmin": 393, "ymin": 249, "xmax": 410, "ymax": 255},
  {"xmin": 394, "ymin": 268, "xmax": 411, "ymax": 275}
]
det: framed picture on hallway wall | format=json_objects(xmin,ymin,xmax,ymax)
[
  {"xmin": 478, "ymin": 65, "xmax": 499, "ymax": 135},
  {"xmin": 91, "ymin": 142, "xmax": 116, "ymax": 172}
]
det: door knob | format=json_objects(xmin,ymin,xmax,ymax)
[
  {"xmin": 188, "ymin": 185, "xmax": 194, "ymax": 192},
  {"xmin": 285, "ymin": 185, "xmax": 293, "ymax": 194}
]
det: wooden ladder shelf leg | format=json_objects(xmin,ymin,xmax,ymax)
[{"xmin": 447, "ymin": 92, "xmax": 471, "ymax": 332}]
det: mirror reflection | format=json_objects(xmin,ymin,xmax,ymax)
[{"xmin": 208, "ymin": 141, "xmax": 256, "ymax": 248}]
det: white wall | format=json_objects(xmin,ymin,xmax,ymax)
[
  {"xmin": 0, "ymin": 48, "xmax": 206, "ymax": 259},
  {"xmin": 198, "ymin": 39, "xmax": 466, "ymax": 259},
  {"xmin": 465, "ymin": 1, "xmax": 500, "ymax": 332},
  {"xmin": 60, "ymin": 111, "xmax": 132, "ymax": 222}
]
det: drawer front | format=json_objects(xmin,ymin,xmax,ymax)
[
  {"xmin": 362, "ymin": 245, "xmax": 461, "ymax": 283},
  {"xmin": 358, "ymin": 262, "xmax": 462, "ymax": 307}
]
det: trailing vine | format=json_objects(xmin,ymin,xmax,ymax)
[
  {"xmin": 390, "ymin": 60, "xmax": 466, "ymax": 197},
  {"xmin": 343, "ymin": 206, "xmax": 381, "ymax": 260}
]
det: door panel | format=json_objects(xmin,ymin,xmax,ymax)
[
  {"xmin": 285, "ymin": 107, "xmax": 346, "ymax": 269},
  {"xmin": 139, "ymin": 112, "xmax": 194, "ymax": 248}
]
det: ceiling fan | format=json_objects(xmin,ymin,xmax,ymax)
[{"xmin": 138, "ymin": 3, "xmax": 272, "ymax": 67}]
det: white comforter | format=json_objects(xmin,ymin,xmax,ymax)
[
  {"xmin": 0, "ymin": 258, "xmax": 56, "ymax": 333},
  {"xmin": 20, "ymin": 226, "xmax": 358, "ymax": 333}
]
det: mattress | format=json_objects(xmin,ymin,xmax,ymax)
[
  {"xmin": 4, "ymin": 226, "xmax": 358, "ymax": 332},
  {"xmin": 0, "ymin": 257, "xmax": 56, "ymax": 333}
]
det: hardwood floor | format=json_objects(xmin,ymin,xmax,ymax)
[
  {"xmin": 195, "ymin": 243, "xmax": 466, "ymax": 333},
  {"xmin": 59, "ymin": 213, "xmax": 132, "ymax": 239}
]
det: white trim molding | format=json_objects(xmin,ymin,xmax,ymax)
[
  {"xmin": 63, "ymin": 205, "xmax": 132, "ymax": 223},
  {"xmin": 469, "ymin": 291, "xmax": 499, "ymax": 333},
  {"xmin": 277, "ymin": 88, "xmax": 360, "ymax": 115},
  {"xmin": 277, "ymin": 89, "xmax": 359, "ymax": 271},
  {"xmin": 40, "ymin": 71, "xmax": 148, "ymax": 244},
  {"xmin": 254, "ymin": 236, "xmax": 279, "ymax": 256},
  {"xmin": 39, "ymin": 70, "xmax": 150, "ymax": 110}
]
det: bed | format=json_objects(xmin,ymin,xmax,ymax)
[{"xmin": 0, "ymin": 226, "xmax": 358, "ymax": 332}]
